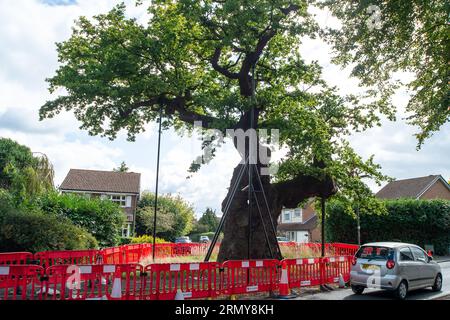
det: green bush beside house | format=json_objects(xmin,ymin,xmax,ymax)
[{"xmin": 0, "ymin": 199, "xmax": 98, "ymax": 252}]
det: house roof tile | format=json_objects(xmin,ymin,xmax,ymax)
[
  {"xmin": 375, "ymin": 175, "xmax": 447, "ymax": 199},
  {"xmin": 60, "ymin": 169, "xmax": 141, "ymax": 194}
]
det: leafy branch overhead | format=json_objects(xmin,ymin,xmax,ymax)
[
  {"xmin": 39, "ymin": 1, "xmax": 397, "ymax": 194},
  {"xmin": 320, "ymin": 0, "xmax": 449, "ymax": 147}
]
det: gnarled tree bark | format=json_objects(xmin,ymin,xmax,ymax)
[{"xmin": 217, "ymin": 109, "xmax": 336, "ymax": 262}]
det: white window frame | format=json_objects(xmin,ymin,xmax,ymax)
[
  {"xmin": 283, "ymin": 210, "xmax": 291, "ymax": 222},
  {"xmin": 122, "ymin": 223, "xmax": 131, "ymax": 238},
  {"xmin": 109, "ymin": 195, "xmax": 127, "ymax": 207}
]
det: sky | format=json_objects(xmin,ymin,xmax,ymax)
[{"xmin": 0, "ymin": 0, "xmax": 448, "ymax": 217}]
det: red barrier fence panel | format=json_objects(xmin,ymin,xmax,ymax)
[
  {"xmin": 43, "ymin": 264, "xmax": 144, "ymax": 300},
  {"xmin": 330, "ymin": 243, "xmax": 359, "ymax": 256},
  {"xmin": 221, "ymin": 260, "xmax": 278, "ymax": 296},
  {"xmin": 281, "ymin": 257, "xmax": 323, "ymax": 289},
  {"xmin": 142, "ymin": 262, "xmax": 221, "ymax": 300},
  {"xmin": 121, "ymin": 244, "xmax": 143, "ymax": 264},
  {"xmin": 34, "ymin": 250, "xmax": 100, "ymax": 268},
  {"xmin": 322, "ymin": 256, "xmax": 352, "ymax": 284},
  {"xmin": 101, "ymin": 247, "xmax": 123, "ymax": 264},
  {"xmin": 0, "ymin": 252, "xmax": 34, "ymax": 265},
  {"xmin": 0, "ymin": 265, "xmax": 44, "ymax": 300}
]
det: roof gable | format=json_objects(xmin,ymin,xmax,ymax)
[
  {"xmin": 60, "ymin": 169, "xmax": 141, "ymax": 194},
  {"xmin": 375, "ymin": 175, "xmax": 449, "ymax": 199}
]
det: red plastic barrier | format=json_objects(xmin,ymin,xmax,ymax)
[
  {"xmin": 0, "ymin": 265, "xmax": 44, "ymax": 300},
  {"xmin": 221, "ymin": 260, "xmax": 278, "ymax": 295},
  {"xmin": 322, "ymin": 256, "xmax": 352, "ymax": 284},
  {"xmin": 121, "ymin": 244, "xmax": 143, "ymax": 263},
  {"xmin": 101, "ymin": 247, "xmax": 123, "ymax": 264},
  {"xmin": 43, "ymin": 264, "xmax": 143, "ymax": 300},
  {"xmin": 142, "ymin": 262, "xmax": 220, "ymax": 300},
  {"xmin": 331, "ymin": 243, "xmax": 359, "ymax": 256},
  {"xmin": 0, "ymin": 252, "xmax": 33, "ymax": 265},
  {"xmin": 281, "ymin": 257, "xmax": 323, "ymax": 289},
  {"xmin": 34, "ymin": 250, "xmax": 100, "ymax": 267}
]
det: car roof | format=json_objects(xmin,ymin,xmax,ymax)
[{"xmin": 362, "ymin": 242, "xmax": 420, "ymax": 249}]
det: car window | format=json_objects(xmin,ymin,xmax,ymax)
[
  {"xmin": 356, "ymin": 246, "xmax": 394, "ymax": 260},
  {"xmin": 411, "ymin": 247, "xmax": 427, "ymax": 262},
  {"xmin": 399, "ymin": 247, "xmax": 414, "ymax": 261}
]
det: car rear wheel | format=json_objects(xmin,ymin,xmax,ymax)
[
  {"xmin": 432, "ymin": 273, "xmax": 442, "ymax": 292},
  {"xmin": 395, "ymin": 280, "xmax": 408, "ymax": 300},
  {"xmin": 351, "ymin": 285, "xmax": 364, "ymax": 295}
]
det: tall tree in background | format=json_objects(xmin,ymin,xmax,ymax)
[
  {"xmin": 0, "ymin": 138, "xmax": 54, "ymax": 201},
  {"xmin": 198, "ymin": 207, "xmax": 220, "ymax": 232},
  {"xmin": 113, "ymin": 161, "xmax": 129, "ymax": 172},
  {"xmin": 321, "ymin": 0, "xmax": 449, "ymax": 146},
  {"xmin": 40, "ymin": 1, "xmax": 391, "ymax": 260},
  {"xmin": 136, "ymin": 192, "xmax": 195, "ymax": 241}
]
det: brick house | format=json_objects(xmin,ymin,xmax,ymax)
[
  {"xmin": 60, "ymin": 169, "xmax": 141, "ymax": 238},
  {"xmin": 376, "ymin": 174, "xmax": 450, "ymax": 200},
  {"xmin": 277, "ymin": 200, "xmax": 321, "ymax": 243}
]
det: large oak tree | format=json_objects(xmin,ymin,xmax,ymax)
[{"xmin": 40, "ymin": 1, "xmax": 392, "ymax": 261}]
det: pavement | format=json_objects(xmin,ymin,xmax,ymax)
[{"xmin": 293, "ymin": 261, "xmax": 450, "ymax": 301}]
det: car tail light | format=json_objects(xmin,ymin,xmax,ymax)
[
  {"xmin": 386, "ymin": 259, "xmax": 395, "ymax": 269},
  {"xmin": 351, "ymin": 256, "xmax": 357, "ymax": 265}
]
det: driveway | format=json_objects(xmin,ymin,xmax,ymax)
[{"xmin": 294, "ymin": 261, "xmax": 450, "ymax": 300}]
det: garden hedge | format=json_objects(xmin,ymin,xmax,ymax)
[{"xmin": 326, "ymin": 199, "xmax": 450, "ymax": 255}]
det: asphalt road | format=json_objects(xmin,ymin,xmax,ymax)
[{"xmin": 295, "ymin": 261, "xmax": 450, "ymax": 300}]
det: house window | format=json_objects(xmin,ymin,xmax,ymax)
[
  {"xmin": 294, "ymin": 208, "xmax": 302, "ymax": 218},
  {"xmin": 289, "ymin": 232, "xmax": 296, "ymax": 242},
  {"xmin": 283, "ymin": 210, "xmax": 290, "ymax": 222},
  {"xmin": 109, "ymin": 195, "xmax": 127, "ymax": 207},
  {"xmin": 122, "ymin": 223, "xmax": 132, "ymax": 238}
]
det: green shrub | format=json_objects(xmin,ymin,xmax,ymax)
[
  {"xmin": 37, "ymin": 192, "xmax": 125, "ymax": 247},
  {"xmin": 130, "ymin": 235, "xmax": 168, "ymax": 244},
  {"xmin": 136, "ymin": 192, "xmax": 195, "ymax": 241},
  {"xmin": 0, "ymin": 204, "xmax": 98, "ymax": 253},
  {"xmin": 119, "ymin": 237, "xmax": 132, "ymax": 245},
  {"xmin": 326, "ymin": 199, "xmax": 450, "ymax": 255}
]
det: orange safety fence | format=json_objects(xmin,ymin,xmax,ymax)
[
  {"xmin": 221, "ymin": 259, "xmax": 279, "ymax": 296},
  {"xmin": 34, "ymin": 250, "xmax": 100, "ymax": 268},
  {"xmin": 142, "ymin": 262, "xmax": 221, "ymax": 300},
  {"xmin": 0, "ymin": 252, "xmax": 34, "ymax": 265},
  {"xmin": 322, "ymin": 256, "xmax": 352, "ymax": 284},
  {"xmin": 0, "ymin": 243, "xmax": 359, "ymax": 267},
  {"xmin": 282, "ymin": 257, "xmax": 323, "ymax": 289},
  {"xmin": 43, "ymin": 264, "xmax": 143, "ymax": 300},
  {"xmin": 0, "ymin": 265, "xmax": 45, "ymax": 300},
  {"xmin": 0, "ymin": 255, "xmax": 354, "ymax": 300}
]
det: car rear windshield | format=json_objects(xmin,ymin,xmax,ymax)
[{"xmin": 356, "ymin": 246, "xmax": 395, "ymax": 260}]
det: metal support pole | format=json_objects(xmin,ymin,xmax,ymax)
[
  {"xmin": 253, "ymin": 164, "xmax": 283, "ymax": 259},
  {"xmin": 356, "ymin": 206, "xmax": 361, "ymax": 245},
  {"xmin": 321, "ymin": 197, "xmax": 326, "ymax": 257},
  {"xmin": 204, "ymin": 158, "xmax": 249, "ymax": 262},
  {"xmin": 152, "ymin": 106, "xmax": 163, "ymax": 262}
]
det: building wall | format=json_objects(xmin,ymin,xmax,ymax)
[
  {"xmin": 280, "ymin": 208, "xmax": 303, "ymax": 223},
  {"xmin": 303, "ymin": 204, "xmax": 321, "ymax": 242},
  {"xmin": 420, "ymin": 180, "xmax": 450, "ymax": 200}
]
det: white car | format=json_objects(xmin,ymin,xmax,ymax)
[{"xmin": 350, "ymin": 242, "xmax": 442, "ymax": 300}]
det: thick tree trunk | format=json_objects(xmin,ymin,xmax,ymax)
[
  {"xmin": 216, "ymin": 110, "xmax": 336, "ymax": 262},
  {"xmin": 218, "ymin": 162, "xmax": 282, "ymax": 261}
]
